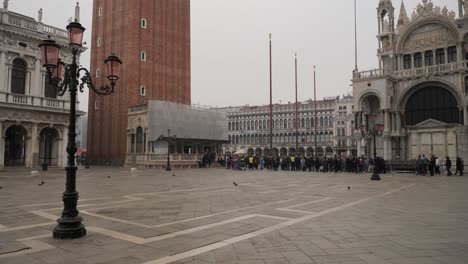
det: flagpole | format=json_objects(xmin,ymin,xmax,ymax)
[
  {"xmin": 314, "ymin": 65, "xmax": 317, "ymax": 155},
  {"xmin": 295, "ymin": 53, "xmax": 299, "ymax": 152},
  {"xmin": 269, "ymin": 34, "xmax": 273, "ymax": 152}
]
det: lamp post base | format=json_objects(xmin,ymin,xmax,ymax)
[
  {"xmin": 53, "ymin": 217, "xmax": 86, "ymax": 239},
  {"xmin": 371, "ymin": 174, "xmax": 381, "ymax": 181},
  {"xmin": 165, "ymin": 167, "xmax": 172, "ymax": 171}
]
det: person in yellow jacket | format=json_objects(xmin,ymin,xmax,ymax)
[
  {"xmin": 248, "ymin": 155, "xmax": 254, "ymax": 170},
  {"xmin": 290, "ymin": 155, "xmax": 296, "ymax": 171}
]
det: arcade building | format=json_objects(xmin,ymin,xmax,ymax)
[{"xmin": 353, "ymin": 0, "xmax": 468, "ymax": 161}]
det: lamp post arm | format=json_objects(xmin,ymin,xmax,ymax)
[{"xmin": 77, "ymin": 68, "xmax": 114, "ymax": 96}]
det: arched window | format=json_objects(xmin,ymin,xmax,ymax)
[
  {"xmin": 140, "ymin": 85, "xmax": 146, "ymax": 96},
  {"xmin": 11, "ymin": 59, "xmax": 26, "ymax": 94},
  {"xmin": 435, "ymin": 49, "xmax": 445, "ymax": 65},
  {"xmin": 140, "ymin": 51, "xmax": 147, "ymax": 61},
  {"xmin": 236, "ymin": 122, "xmax": 239, "ymax": 131},
  {"xmin": 320, "ymin": 117, "xmax": 324, "ymax": 127},
  {"xmin": 228, "ymin": 122, "xmax": 231, "ymax": 131},
  {"xmin": 97, "ymin": 37, "xmax": 102, "ymax": 47},
  {"xmin": 141, "ymin": 18, "xmax": 147, "ymax": 28},
  {"xmin": 414, "ymin": 53, "xmax": 422, "ymax": 68},
  {"xmin": 324, "ymin": 117, "xmax": 329, "ymax": 127},
  {"xmin": 425, "ymin": 51, "xmax": 433, "ymax": 66},
  {"xmin": 98, "ymin": 7, "xmax": 103, "ymax": 16},
  {"xmin": 405, "ymin": 86, "xmax": 459, "ymax": 125},
  {"xmin": 448, "ymin": 46, "xmax": 457, "ymax": 63},
  {"xmin": 403, "ymin": 54, "xmax": 411, "ymax": 69},
  {"xmin": 96, "ymin": 68, "xmax": 100, "ymax": 78}
]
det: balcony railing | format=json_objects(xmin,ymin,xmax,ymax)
[
  {"xmin": 394, "ymin": 61, "xmax": 468, "ymax": 79},
  {"xmin": 354, "ymin": 61, "xmax": 468, "ymax": 81},
  {"xmin": 353, "ymin": 68, "xmax": 387, "ymax": 80},
  {"xmin": 0, "ymin": 92, "xmax": 71, "ymax": 110}
]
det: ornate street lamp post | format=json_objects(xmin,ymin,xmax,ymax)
[
  {"xmin": 360, "ymin": 115, "xmax": 384, "ymax": 181},
  {"xmin": 160, "ymin": 129, "xmax": 177, "ymax": 171},
  {"xmin": 39, "ymin": 21, "xmax": 122, "ymax": 239}
]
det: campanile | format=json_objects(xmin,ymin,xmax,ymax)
[{"xmin": 87, "ymin": 0, "xmax": 191, "ymax": 165}]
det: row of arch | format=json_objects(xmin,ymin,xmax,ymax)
[
  {"xmin": 237, "ymin": 147, "xmax": 335, "ymax": 157},
  {"xmin": 3, "ymin": 125, "xmax": 61, "ymax": 166},
  {"xmin": 228, "ymin": 132, "xmax": 334, "ymax": 145},
  {"xmin": 228, "ymin": 116, "xmax": 333, "ymax": 131}
]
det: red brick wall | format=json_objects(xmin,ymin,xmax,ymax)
[{"xmin": 87, "ymin": 0, "xmax": 191, "ymax": 165}]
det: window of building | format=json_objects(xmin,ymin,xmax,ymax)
[
  {"xmin": 435, "ymin": 49, "xmax": 445, "ymax": 65},
  {"xmin": 97, "ymin": 37, "xmax": 102, "ymax": 47},
  {"xmin": 44, "ymin": 80, "xmax": 56, "ymax": 98},
  {"xmin": 98, "ymin": 7, "xmax": 103, "ymax": 16},
  {"xmin": 448, "ymin": 46, "xmax": 457, "ymax": 63},
  {"xmin": 94, "ymin": 100, "xmax": 99, "ymax": 110},
  {"xmin": 425, "ymin": 50, "xmax": 433, "ymax": 66},
  {"xmin": 403, "ymin": 54, "xmax": 412, "ymax": 69},
  {"xmin": 11, "ymin": 59, "xmax": 26, "ymax": 94},
  {"xmin": 141, "ymin": 18, "xmax": 147, "ymax": 28},
  {"xmin": 96, "ymin": 68, "xmax": 100, "ymax": 78},
  {"xmin": 140, "ymin": 51, "xmax": 146, "ymax": 61},
  {"xmin": 414, "ymin": 52, "xmax": 422, "ymax": 68},
  {"xmin": 140, "ymin": 85, "xmax": 146, "ymax": 96}
]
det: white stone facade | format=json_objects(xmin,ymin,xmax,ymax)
[
  {"xmin": 0, "ymin": 7, "xmax": 79, "ymax": 169},
  {"xmin": 225, "ymin": 97, "xmax": 356, "ymax": 157},
  {"xmin": 353, "ymin": 0, "xmax": 468, "ymax": 162}
]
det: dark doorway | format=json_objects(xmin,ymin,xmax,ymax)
[
  {"xmin": 4, "ymin": 125, "xmax": 27, "ymax": 166},
  {"xmin": 39, "ymin": 128, "xmax": 59, "ymax": 166}
]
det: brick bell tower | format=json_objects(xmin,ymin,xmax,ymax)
[{"xmin": 87, "ymin": 0, "xmax": 191, "ymax": 165}]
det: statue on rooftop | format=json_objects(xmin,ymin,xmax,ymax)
[
  {"xmin": 3, "ymin": 0, "xmax": 9, "ymax": 10},
  {"xmin": 38, "ymin": 8, "xmax": 43, "ymax": 23}
]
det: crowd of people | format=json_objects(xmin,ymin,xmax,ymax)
[
  {"xmin": 223, "ymin": 154, "xmax": 386, "ymax": 173},
  {"xmin": 221, "ymin": 153, "xmax": 464, "ymax": 176}
]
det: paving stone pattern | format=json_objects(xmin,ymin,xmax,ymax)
[{"xmin": 0, "ymin": 167, "xmax": 467, "ymax": 264}]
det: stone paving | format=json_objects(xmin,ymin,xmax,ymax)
[{"xmin": 0, "ymin": 167, "xmax": 467, "ymax": 264}]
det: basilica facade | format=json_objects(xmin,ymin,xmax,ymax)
[
  {"xmin": 0, "ymin": 5, "xmax": 80, "ymax": 170},
  {"xmin": 353, "ymin": 0, "xmax": 468, "ymax": 161}
]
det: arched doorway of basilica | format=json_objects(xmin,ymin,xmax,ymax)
[
  {"xmin": 39, "ymin": 127, "xmax": 59, "ymax": 166},
  {"xmin": 404, "ymin": 85, "xmax": 462, "ymax": 159},
  {"xmin": 4, "ymin": 125, "xmax": 27, "ymax": 166}
]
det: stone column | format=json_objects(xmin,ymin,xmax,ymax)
[
  {"xmin": 61, "ymin": 126, "xmax": 68, "ymax": 168},
  {"xmin": 33, "ymin": 58, "xmax": 42, "ymax": 97},
  {"xmin": 396, "ymin": 112, "xmax": 402, "ymax": 132},
  {"xmin": 411, "ymin": 54, "xmax": 414, "ymax": 68},
  {"xmin": 457, "ymin": 43, "xmax": 463, "ymax": 63},
  {"xmin": 0, "ymin": 121, "xmax": 4, "ymax": 170},
  {"xmin": 464, "ymin": 106, "xmax": 468, "ymax": 126},
  {"xmin": 384, "ymin": 110, "xmax": 390, "ymax": 132},
  {"xmin": 444, "ymin": 48, "xmax": 448, "ymax": 64},
  {"xmin": 459, "ymin": 107, "xmax": 464, "ymax": 125},
  {"xmin": 0, "ymin": 51, "xmax": 6, "ymax": 92},
  {"xmin": 31, "ymin": 123, "xmax": 39, "ymax": 169}
]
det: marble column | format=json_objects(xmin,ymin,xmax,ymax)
[
  {"xmin": 396, "ymin": 112, "xmax": 402, "ymax": 132},
  {"xmin": 456, "ymin": 43, "xmax": 463, "ymax": 63},
  {"xmin": 61, "ymin": 126, "xmax": 68, "ymax": 167},
  {"xmin": 384, "ymin": 110, "xmax": 390, "ymax": 132},
  {"xmin": 34, "ymin": 58, "xmax": 42, "ymax": 97},
  {"xmin": 0, "ymin": 51, "xmax": 6, "ymax": 92},
  {"xmin": 31, "ymin": 123, "xmax": 39, "ymax": 169},
  {"xmin": 464, "ymin": 106, "xmax": 468, "ymax": 126},
  {"xmin": 0, "ymin": 121, "xmax": 4, "ymax": 170}
]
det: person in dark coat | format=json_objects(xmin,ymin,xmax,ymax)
[
  {"xmin": 455, "ymin": 156, "xmax": 463, "ymax": 176},
  {"xmin": 446, "ymin": 156, "xmax": 452, "ymax": 176}
]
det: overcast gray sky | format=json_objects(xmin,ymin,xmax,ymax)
[{"xmin": 9, "ymin": 0, "xmax": 458, "ymax": 110}]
